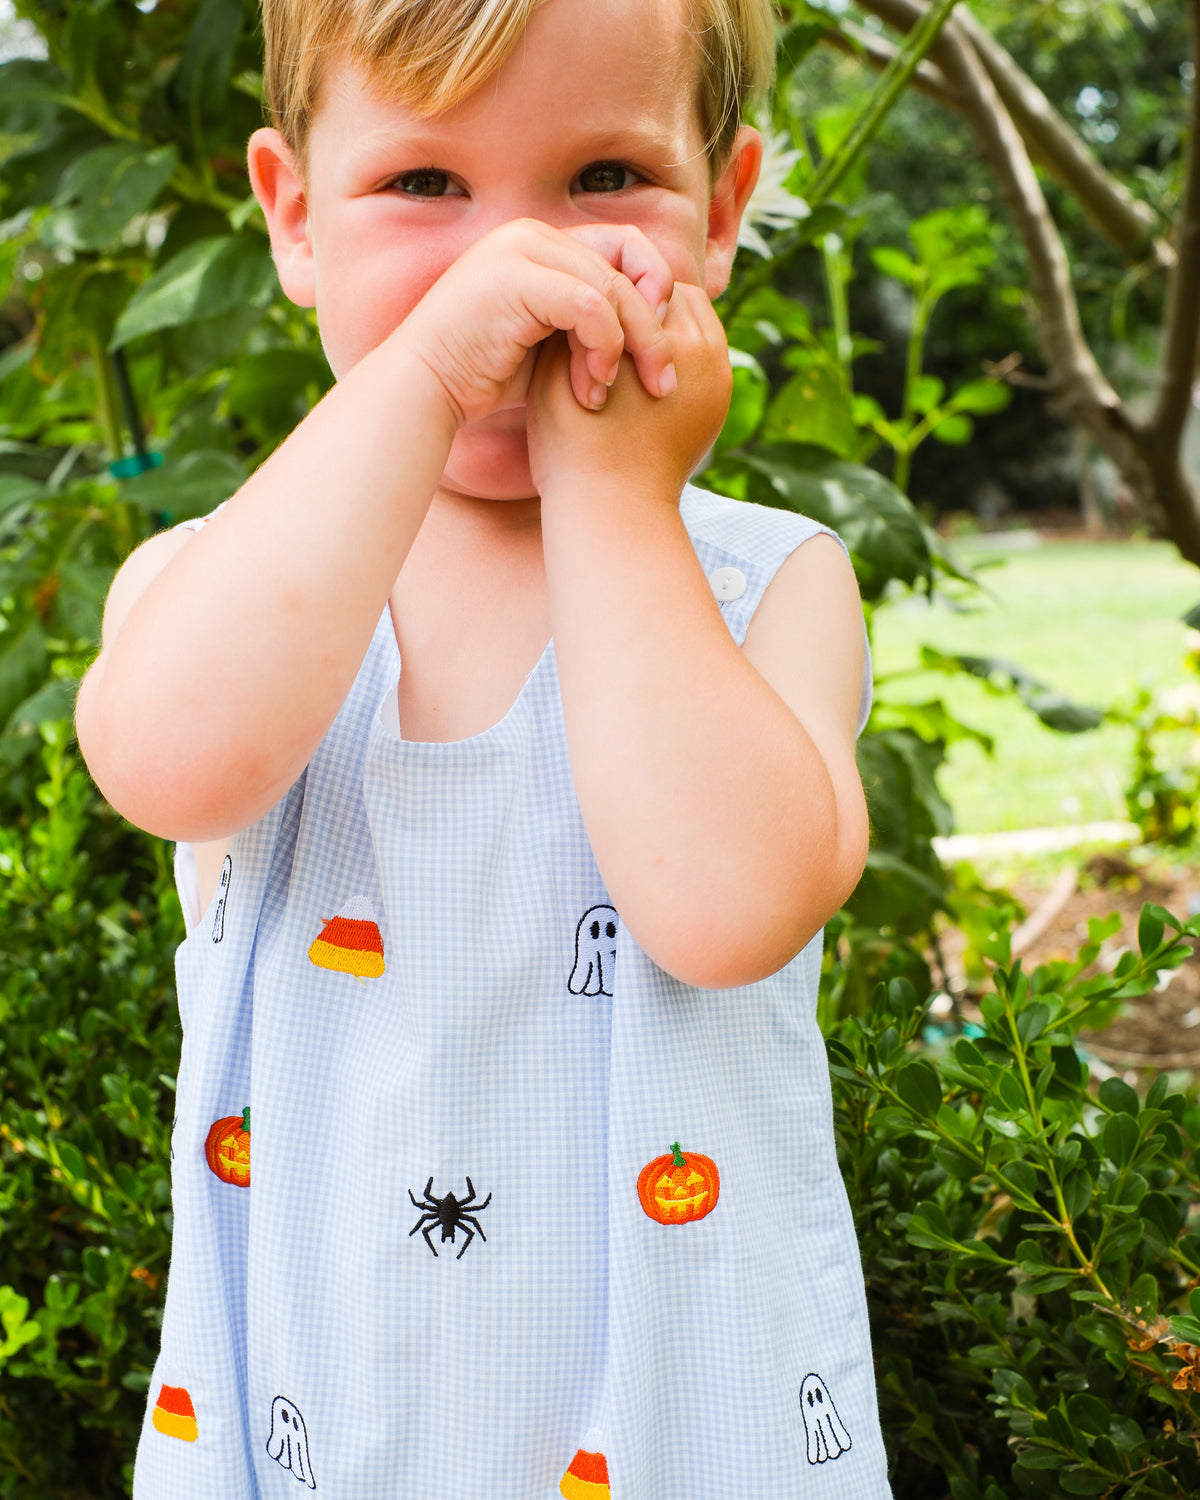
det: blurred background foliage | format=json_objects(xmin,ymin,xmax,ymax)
[{"xmin": 1, "ymin": 0, "xmax": 1198, "ymax": 1494}]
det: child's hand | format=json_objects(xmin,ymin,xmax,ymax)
[
  {"xmin": 524, "ymin": 281, "xmax": 732, "ymax": 501},
  {"xmin": 396, "ymin": 218, "xmax": 677, "ymax": 428}
]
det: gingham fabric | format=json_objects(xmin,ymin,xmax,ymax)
[{"xmin": 133, "ymin": 483, "xmax": 890, "ymax": 1499}]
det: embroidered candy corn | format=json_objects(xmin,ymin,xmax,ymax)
[
  {"xmin": 308, "ymin": 896, "xmax": 385, "ymax": 978},
  {"xmin": 152, "ymin": 1382, "xmax": 198, "ymax": 1442},
  {"xmin": 560, "ymin": 1443, "xmax": 610, "ymax": 1498}
]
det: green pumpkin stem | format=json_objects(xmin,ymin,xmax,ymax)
[
  {"xmin": 242, "ymin": 1107, "xmax": 251, "ymax": 1133},
  {"xmin": 670, "ymin": 1141, "xmax": 686, "ymax": 1167}
]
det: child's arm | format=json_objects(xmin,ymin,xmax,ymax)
[
  {"xmin": 527, "ymin": 288, "xmax": 870, "ymax": 990},
  {"xmin": 75, "ymin": 220, "xmax": 676, "ymax": 840}
]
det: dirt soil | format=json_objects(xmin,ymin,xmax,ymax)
[{"xmin": 940, "ymin": 852, "xmax": 1200, "ymax": 1079}]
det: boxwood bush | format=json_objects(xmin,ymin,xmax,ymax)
[
  {"xmin": 0, "ymin": 725, "xmax": 180, "ymax": 1496},
  {"xmin": 833, "ymin": 912, "xmax": 1200, "ymax": 1499}
]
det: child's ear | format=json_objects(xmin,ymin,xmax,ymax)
[
  {"xmin": 247, "ymin": 127, "xmax": 316, "ymax": 308},
  {"xmin": 704, "ymin": 126, "xmax": 764, "ymax": 301}
]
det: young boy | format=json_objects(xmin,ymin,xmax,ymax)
[{"xmin": 76, "ymin": 0, "xmax": 890, "ymax": 1493}]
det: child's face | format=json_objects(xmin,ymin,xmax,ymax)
[{"xmin": 252, "ymin": 0, "xmax": 762, "ymax": 502}]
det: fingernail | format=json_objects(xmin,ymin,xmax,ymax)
[
  {"xmin": 588, "ymin": 381, "xmax": 607, "ymax": 409},
  {"xmin": 656, "ymin": 299, "xmax": 669, "ymax": 323},
  {"xmin": 659, "ymin": 363, "xmax": 677, "ymax": 396}
]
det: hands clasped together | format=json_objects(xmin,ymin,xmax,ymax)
[{"xmin": 399, "ymin": 217, "xmax": 733, "ymax": 499}]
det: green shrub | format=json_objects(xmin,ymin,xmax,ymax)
[
  {"xmin": 0, "ymin": 724, "xmax": 181, "ymax": 1498},
  {"xmin": 832, "ymin": 909, "xmax": 1200, "ymax": 1498}
]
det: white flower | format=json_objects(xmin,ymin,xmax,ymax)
[{"xmin": 737, "ymin": 128, "xmax": 811, "ymax": 259}]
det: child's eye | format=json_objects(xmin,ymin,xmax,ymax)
[
  {"xmin": 576, "ymin": 161, "xmax": 641, "ymax": 193},
  {"xmin": 392, "ymin": 168, "xmax": 462, "ymax": 199}
]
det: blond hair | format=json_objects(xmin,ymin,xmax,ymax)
[{"xmin": 260, "ymin": 0, "xmax": 780, "ymax": 185}]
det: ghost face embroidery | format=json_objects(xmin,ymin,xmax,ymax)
[
  {"xmin": 799, "ymin": 1373, "xmax": 851, "ymax": 1464},
  {"xmin": 568, "ymin": 904, "xmax": 618, "ymax": 996},
  {"xmin": 211, "ymin": 854, "xmax": 231, "ymax": 943},
  {"xmin": 266, "ymin": 1396, "xmax": 317, "ymax": 1487}
]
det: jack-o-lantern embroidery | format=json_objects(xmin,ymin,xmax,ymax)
[
  {"xmin": 204, "ymin": 1107, "xmax": 250, "ymax": 1187},
  {"xmin": 637, "ymin": 1142, "xmax": 719, "ymax": 1225},
  {"xmin": 266, "ymin": 1395, "xmax": 316, "ymax": 1488},
  {"xmin": 560, "ymin": 1443, "xmax": 611, "ymax": 1498},
  {"xmin": 308, "ymin": 896, "xmax": 385, "ymax": 979},
  {"xmin": 211, "ymin": 854, "xmax": 231, "ymax": 942},
  {"xmin": 408, "ymin": 1175, "xmax": 491, "ymax": 1259},
  {"xmin": 799, "ymin": 1373, "xmax": 852, "ymax": 1464},
  {"xmin": 568, "ymin": 904, "xmax": 618, "ymax": 996},
  {"xmin": 151, "ymin": 1381, "xmax": 198, "ymax": 1442}
]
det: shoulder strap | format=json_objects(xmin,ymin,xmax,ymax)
[{"xmin": 679, "ymin": 483, "xmax": 873, "ymax": 735}]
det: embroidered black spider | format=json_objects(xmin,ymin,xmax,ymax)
[{"xmin": 408, "ymin": 1176, "xmax": 492, "ymax": 1259}]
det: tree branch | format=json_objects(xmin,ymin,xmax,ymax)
[
  {"xmin": 856, "ymin": 0, "xmax": 1122, "ymax": 419},
  {"xmin": 1145, "ymin": 0, "xmax": 1200, "ymax": 458},
  {"xmin": 854, "ymin": 0, "xmax": 1170, "ymax": 266},
  {"xmin": 819, "ymin": 20, "xmax": 958, "ymax": 112},
  {"xmin": 846, "ymin": 0, "xmax": 1200, "ymax": 565},
  {"xmin": 953, "ymin": 8, "xmax": 1172, "ymax": 267}
]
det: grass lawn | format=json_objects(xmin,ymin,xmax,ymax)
[{"xmin": 870, "ymin": 534, "xmax": 1200, "ymax": 834}]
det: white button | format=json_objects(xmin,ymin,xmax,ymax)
[{"xmin": 708, "ymin": 566, "xmax": 746, "ymax": 603}]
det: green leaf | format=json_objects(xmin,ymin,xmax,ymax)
[
  {"xmin": 110, "ymin": 235, "xmax": 278, "ymax": 349},
  {"xmin": 761, "ymin": 360, "xmax": 859, "ymax": 460},
  {"xmin": 1128, "ymin": 1273, "xmax": 1158, "ymax": 1321},
  {"xmin": 870, "ymin": 246, "xmax": 920, "ymax": 286},
  {"xmin": 1066, "ymin": 1394, "xmax": 1110, "ymax": 1437},
  {"xmin": 909, "ymin": 373, "xmax": 945, "ymax": 416},
  {"xmin": 738, "ymin": 443, "xmax": 933, "ymax": 600},
  {"xmin": 120, "ymin": 448, "xmax": 247, "ymax": 523},
  {"xmin": 1102, "ymin": 1112, "xmax": 1139, "ymax": 1169},
  {"xmin": 1107, "ymin": 1415, "xmax": 1143, "ymax": 1450},
  {"xmin": 0, "ymin": 59, "xmax": 70, "ymax": 135},
  {"xmin": 948, "ymin": 378, "xmax": 1011, "ymax": 415},
  {"xmin": 1075, "ymin": 1315, "xmax": 1127, "ymax": 1352},
  {"xmin": 224, "ymin": 348, "xmax": 330, "ymax": 432},
  {"xmin": 1098, "ymin": 1077, "xmax": 1139, "ymax": 1117},
  {"xmin": 5, "ymin": 678, "xmax": 79, "ymax": 737},
  {"xmin": 47, "ymin": 142, "xmax": 179, "ymax": 252},
  {"xmin": 930, "ymin": 412, "xmax": 973, "ymax": 445},
  {"xmin": 1013, "ymin": 1449, "xmax": 1063, "ymax": 1470},
  {"xmin": 1170, "ymin": 1314, "xmax": 1200, "ymax": 1342},
  {"xmin": 0, "ymin": 621, "xmax": 49, "ymax": 729},
  {"xmin": 172, "ymin": 0, "xmax": 245, "ymax": 141},
  {"xmin": 57, "ymin": 560, "xmax": 113, "ymax": 642},
  {"xmin": 0, "ymin": 474, "xmax": 44, "ymax": 519},
  {"xmin": 715, "ymin": 350, "xmax": 768, "ymax": 454},
  {"xmin": 1016, "ymin": 1002, "xmax": 1051, "ymax": 1046},
  {"xmin": 1058, "ymin": 1467, "xmax": 1113, "ymax": 1495},
  {"xmin": 1137, "ymin": 905, "xmax": 1164, "ymax": 956},
  {"xmin": 895, "ymin": 1060, "xmax": 942, "ymax": 1118},
  {"xmin": 1098, "ymin": 1219, "xmax": 1144, "ymax": 1262},
  {"xmin": 1062, "ymin": 1168, "xmax": 1092, "ymax": 1219},
  {"xmin": 919, "ymin": 649, "xmax": 1104, "ymax": 734}
]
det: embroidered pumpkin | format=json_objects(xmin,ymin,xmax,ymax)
[
  {"xmin": 637, "ymin": 1141, "xmax": 719, "ymax": 1224},
  {"xmin": 205, "ymin": 1107, "xmax": 251, "ymax": 1187}
]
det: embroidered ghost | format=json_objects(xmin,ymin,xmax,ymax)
[
  {"xmin": 212, "ymin": 854, "xmax": 231, "ymax": 943},
  {"xmin": 266, "ymin": 1396, "xmax": 317, "ymax": 1488},
  {"xmin": 799, "ymin": 1373, "xmax": 852, "ymax": 1464},
  {"xmin": 568, "ymin": 904, "xmax": 619, "ymax": 995}
]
